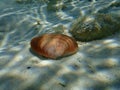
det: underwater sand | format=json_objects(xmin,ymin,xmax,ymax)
[{"xmin": 0, "ymin": 0, "xmax": 120, "ymax": 90}]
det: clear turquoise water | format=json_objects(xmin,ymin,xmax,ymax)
[{"xmin": 0, "ymin": 0, "xmax": 120, "ymax": 90}]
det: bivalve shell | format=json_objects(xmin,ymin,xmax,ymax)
[{"xmin": 30, "ymin": 34, "xmax": 78, "ymax": 59}]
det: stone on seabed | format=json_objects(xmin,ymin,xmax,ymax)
[{"xmin": 70, "ymin": 13, "xmax": 120, "ymax": 41}]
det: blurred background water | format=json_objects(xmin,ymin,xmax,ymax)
[{"xmin": 0, "ymin": 0, "xmax": 120, "ymax": 90}]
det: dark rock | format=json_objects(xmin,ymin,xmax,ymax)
[{"xmin": 70, "ymin": 13, "xmax": 120, "ymax": 41}]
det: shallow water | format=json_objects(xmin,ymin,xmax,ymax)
[{"xmin": 0, "ymin": 0, "xmax": 120, "ymax": 90}]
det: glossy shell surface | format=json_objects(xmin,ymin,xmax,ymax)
[{"xmin": 30, "ymin": 34, "xmax": 78, "ymax": 59}]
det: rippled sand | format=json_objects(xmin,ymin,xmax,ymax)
[{"xmin": 0, "ymin": 0, "xmax": 120, "ymax": 90}]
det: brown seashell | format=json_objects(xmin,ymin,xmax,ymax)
[{"xmin": 30, "ymin": 33, "xmax": 78, "ymax": 59}]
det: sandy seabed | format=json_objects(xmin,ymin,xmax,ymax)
[{"xmin": 0, "ymin": 0, "xmax": 120, "ymax": 90}]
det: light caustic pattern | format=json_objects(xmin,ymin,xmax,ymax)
[{"xmin": 0, "ymin": 0, "xmax": 120, "ymax": 90}]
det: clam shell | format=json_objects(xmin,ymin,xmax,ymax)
[{"xmin": 30, "ymin": 34, "xmax": 78, "ymax": 59}]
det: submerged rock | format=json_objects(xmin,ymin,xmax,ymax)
[{"xmin": 70, "ymin": 13, "xmax": 120, "ymax": 41}]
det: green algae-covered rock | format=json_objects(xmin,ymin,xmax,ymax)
[{"xmin": 70, "ymin": 13, "xmax": 120, "ymax": 42}]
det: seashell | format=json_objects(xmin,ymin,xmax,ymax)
[
  {"xmin": 30, "ymin": 33, "xmax": 78, "ymax": 59},
  {"xmin": 70, "ymin": 13, "xmax": 120, "ymax": 41}
]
